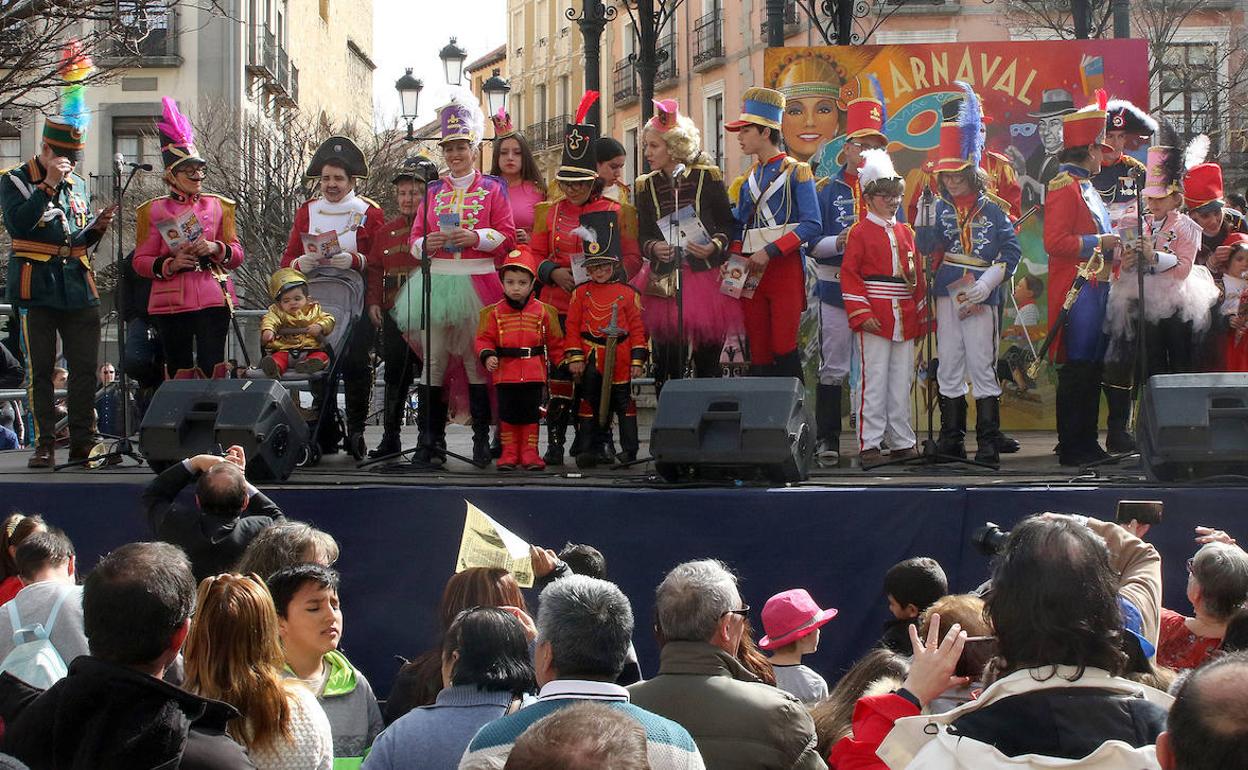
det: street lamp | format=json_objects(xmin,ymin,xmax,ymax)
[
  {"xmin": 482, "ymin": 68, "xmax": 510, "ymax": 118},
  {"xmin": 439, "ymin": 37, "xmax": 468, "ymax": 87},
  {"xmin": 395, "ymin": 68, "xmax": 423, "ymax": 141}
]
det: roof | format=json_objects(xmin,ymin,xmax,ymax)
[{"xmin": 465, "ymin": 44, "xmax": 507, "ymax": 74}]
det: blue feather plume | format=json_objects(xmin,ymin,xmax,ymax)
[
  {"xmin": 869, "ymin": 74, "xmax": 887, "ymax": 125},
  {"xmin": 955, "ymin": 81, "xmax": 984, "ymax": 168}
]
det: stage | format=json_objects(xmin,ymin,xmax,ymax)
[{"xmin": 1, "ymin": 423, "xmax": 1241, "ymax": 699}]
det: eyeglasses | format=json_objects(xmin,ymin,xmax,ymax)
[
  {"xmin": 872, "ymin": 193, "xmax": 903, "ymax": 202},
  {"xmin": 847, "ymin": 140, "xmax": 885, "ymax": 150},
  {"xmin": 1187, "ymin": 557, "xmax": 1196, "ymax": 574},
  {"xmin": 720, "ymin": 604, "xmax": 750, "ymax": 618}
]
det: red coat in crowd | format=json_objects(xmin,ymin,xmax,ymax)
[
  {"xmin": 530, "ymin": 197, "xmax": 641, "ymax": 316},
  {"xmin": 281, "ymin": 191, "xmax": 385, "ymax": 271},
  {"xmin": 366, "ymin": 213, "xmax": 419, "ymax": 310},
  {"xmin": 841, "ymin": 214, "xmax": 926, "ymax": 341},
  {"xmin": 563, "ymin": 280, "xmax": 647, "ymax": 385},
  {"xmin": 474, "ymin": 295, "xmax": 565, "ymax": 385}
]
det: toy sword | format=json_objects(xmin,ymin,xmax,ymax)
[
  {"xmin": 597, "ymin": 302, "xmax": 622, "ymax": 429},
  {"xmin": 1028, "ymin": 247, "xmax": 1105, "ymax": 378}
]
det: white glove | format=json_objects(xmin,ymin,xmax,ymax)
[
  {"xmin": 915, "ymin": 190, "xmax": 937, "ymax": 228},
  {"xmin": 964, "ymin": 280, "xmax": 991, "ymax": 304},
  {"xmin": 327, "ymin": 252, "xmax": 354, "ymax": 269},
  {"xmin": 293, "ymin": 254, "xmax": 319, "ymax": 273},
  {"xmin": 1152, "ymin": 251, "xmax": 1178, "ymax": 273},
  {"xmin": 966, "ymin": 263, "xmax": 1006, "ymax": 304}
]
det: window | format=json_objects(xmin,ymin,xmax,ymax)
[
  {"xmin": 704, "ymin": 92, "xmax": 725, "ymax": 169},
  {"xmin": 113, "ymin": 117, "xmax": 158, "ymax": 167},
  {"xmin": 319, "ymin": 0, "xmax": 328, "ymax": 21},
  {"xmin": 1159, "ymin": 42, "xmax": 1220, "ymax": 149},
  {"xmin": 535, "ymin": 84, "xmax": 547, "ymax": 124},
  {"xmin": 624, "ymin": 21, "xmax": 636, "ymax": 57},
  {"xmin": 557, "ymin": 75, "xmax": 569, "ymax": 118},
  {"xmin": 536, "ymin": 0, "xmax": 548, "ymax": 42},
  {"xmin": 0, "ymin": 116, "xmax": 21, "ymax": 169},
  {"xmin": 623, "ymin": 124, "xmax": 638, "ymax": 185}
]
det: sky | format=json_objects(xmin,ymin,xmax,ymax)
[{"xmin": 372, "ymin": 0, "xmax": 508, "ymax": 132}]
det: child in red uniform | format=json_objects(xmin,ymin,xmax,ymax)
[
  {"xmin": 841, "ymin": 149, "xmax": 926, "ymax": 468},
  {"xmin": 476, "ymin": 248, "xmax": 565, "ymax": 471},
  {"xmin": 563, "ymin": 211, "xmax": 648, "ymax": 468}
]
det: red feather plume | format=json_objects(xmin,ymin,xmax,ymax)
[
  {"xmin": 1096, "ymin": 88, "xmax": 1108, "ymax": 112},
  {"xmin": 574, "ymin": 91, "xmax": 600, "ymax": 124}
]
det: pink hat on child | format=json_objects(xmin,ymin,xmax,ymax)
[{"xmin": 758, "ymin": 589, "xmax": 838, "ymax": 650}]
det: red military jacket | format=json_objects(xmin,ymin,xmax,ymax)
[
  {"xmin": 475, "ymin": 294, "xmax": 565, "ymax": 384},
  {"xmin": 841, "ymin": 213, "xmax": 926, "ymax": 342},
  {"xmin": 1042, "ymin": 168, "xmax": 1113, "ymax": 361},
  {"xmin": 563, "ymin": 280, "xmax": 648, "ymax": 385},
  {"xmin": 530, "ymin": 196, "xmax": 642, "ymax": 315},
  {"xmin": 366, "ymin": 213, "xmax": 419, "ymax": 309}
]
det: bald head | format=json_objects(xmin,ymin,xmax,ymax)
[
  {"xmin": 195, "ymin": 461, "xmax": 248, "ymax": 516},
  {"xmin": 1160, "ymin": 652, "xmax": 1248, "ymax": 769}
]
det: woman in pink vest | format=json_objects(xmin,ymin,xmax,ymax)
[{"xmin": 133, "ymin": 97, "xmax": 244, "ymax": 379}]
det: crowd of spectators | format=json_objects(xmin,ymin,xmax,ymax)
[{"xmin": 0, "ymin": 449, "xmax": 1245, "ymax": 768}]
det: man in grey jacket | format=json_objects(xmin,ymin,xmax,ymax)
[{"xmin": 629, "ymin": 559, "xmax": 827, "ymax": 769}]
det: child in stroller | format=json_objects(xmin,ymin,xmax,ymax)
[{"xmin": 259, "ymin": 268, "xmax": 335, "ymax": 378}]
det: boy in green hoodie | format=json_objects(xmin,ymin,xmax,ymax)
[{"xmin": 269, "ymin": 563, "xmax": 383, "ymax": 769}]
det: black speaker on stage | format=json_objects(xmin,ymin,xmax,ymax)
[
  {"xmin": 140, "ymin": 380, "xmax": 309, "ymax": 481},
  {"xmin": 650, "ymin": 377, "xmax": 813, "ymax": 483},
  {"xmin": 1138, "ymin": 373, "xmax": 1248, "ymax": 482}
]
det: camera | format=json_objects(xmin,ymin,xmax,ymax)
[{"xmin": 972, "ymin": 522, "xmax": 1011, "ymax": 556}]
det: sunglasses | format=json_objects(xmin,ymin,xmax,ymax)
[{"xmin": 720, "ymin": 604, "xmax": 750, "ymax": 618}]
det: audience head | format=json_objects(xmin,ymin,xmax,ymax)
[
  {"xmin": 655, "ymin": 559, "xmax": 745, "ymax": 655},
  {"xmin": 1220, "ymin": 608, "xmax": 1248, "ymax": 653},
  {"xmin": 919, "ymin": 594, "xmax": 991, "ymax": 638},
  {"xmin": 987, "ymin": 514, "xmax": 1128, "ymax": 677},
  {"xmin": 758, "ymin": 588, "xmax": 837, "ymax": 655},
  {"xmin": 268, "ymin": 564, "xmax": 343, "ymax": 659},
  {"xmin": 15, "ymin": 527, "xmax": 75, "ymax": 584},
  {"xmin": 810, "ymin": 648, "xmax": 910, "ymax": 754},
  {"xmin": 1, "ymin": 513, "xmax": 47, "ymax": 579},
  {"xmin": 183, "ymin": 573, "xmax": 292, "ymax": 752},
  {"xmin": 1157, "ymin": 651, "xmax": 1248, "ymax": 770},
  {"xmin": 534, "ymin": 575, "xmax": 634, "ymax": 685},
  {"xmin": 236, "ymin": 520, "xmax": 340, "ymax": 581},
  {"xmin": 194, "ymin": 462, "xmax": 249, "ymax": 517},
  {"xmin": 83, "ymin": 542, "xmax": 195, "ymax": 672},
  {"xmin": 558, "ymin": 543, "xmax": 607, "ymax": 579},
  {"xmin": 439, "ymin": 567, "xmax": 528, "ymax": 631},
  {"xmin": 594, "ymin": 137, "xmax": 627, "ymax": 186},
  {"xmin": 1187, "ymin": 542, "xmax": 1248, "ymax": 622},
  {"xmin": 503, "ymin": 702, "xmax": 649, "ymax": 770},
  {"xmin": 884, "ymin": 557, "xmax": 947, "ymax": 620},
  {"xmin": 442, "ymin": 606, "xmax": 537, "ymax": 696}
]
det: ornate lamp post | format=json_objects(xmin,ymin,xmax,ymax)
[
  {"xmin": 567, "ymin": 0, "xmax": 616, "ymax": 128},
  {"xmin": 395, "ymin": 68, "xmax": 424, "ymax": 142}
]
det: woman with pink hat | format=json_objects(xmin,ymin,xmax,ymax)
[{"xmin": 758, "ymin": 588, "xmax": 837, "ymax": 704}]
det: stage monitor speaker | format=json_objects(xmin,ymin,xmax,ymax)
[
  {"xmin": 1138, "ymin": 373, "xmax": 1248, "ymax": 482},
  {"xmin": 139, "ymin": 379, "xmax": 309, "ymax": 481},
  {"xmin": 650, "ymin": 377, "xmax": 813, "ymax": 484}
]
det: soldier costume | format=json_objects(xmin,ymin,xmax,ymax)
[
  {"xmin": 4, "ymin": 47, "xmax": 114, "ymax": 468},
  {"xmin": 1092, "ymin": 99, "xmax": 1155, "ymax": 452},
  {"xmin": 562, "ymin": 210, "xmax": 648, "ymax": 468},
  {"xmin": 1185, "ymin": 158, "xmax": 1248, "ymax": 370},
  {"xmin": 841, "ymin": 149, "xmax": 926, "ymax": 464},
  {"xmin": 727, "ymin": 87, "xmax": 822, "ymax": 380},
  {"xmin": 282, "ymin": 136, "xmax": 385, "ymax": 459},
  {"xmin": 915, "ymin": 87, "xmax": 1022, "ymax": 467},
  {"xmin": 365, "ymin": 155, "xmax": 439, "ymax": 458},
  {"xmin": 133, "ymin": 97, "xmax": 244, "ymax": 380},
  {"xmin": 1042, "ymin": 98, "xmax": 1116, "ymax": 467},
  {"xmin": 397, "ymin": 99, "xmax": 515, "ymax": 466},
  {"xmin": 475, "ymin": 247, "xmax": 565, "ymax": 471},
  {"xmin": 530, "ymin": 92, "xmax": 640, "ymax": 465},
  {"xmin": 809, "ymin": 95, "xmax": 887, "ymax": 463}
]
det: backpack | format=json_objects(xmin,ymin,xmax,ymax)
[{"xmin": 0, "ymin": 587, "xmax": 72, "ymax": 689}]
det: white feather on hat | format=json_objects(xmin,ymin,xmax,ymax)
[
  {"xmin": 446, "ymin": 87, "xmax": 485, "ymax": 147},
  {"xmin": 1105, "ymin": 99, "xmax": 1158, "ymax": 135},
  {"xmin": 858, "ymin": 148, "xmax": 903, "ymax": 190}
]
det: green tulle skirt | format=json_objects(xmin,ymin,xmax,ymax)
[{"xmin": 390, "ymin": 271, "xmax": 492, "ymax": 333}]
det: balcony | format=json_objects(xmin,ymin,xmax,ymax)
[
  {"xmin": 656, "ymin": 35, "xmax": 678, "ymax": 86},
  {"xmin": 96, "ymin": 9, "xmax": 182, "ymax": 67},
  {"xmin": 270, "ymin": 45, "xmax": 299, "ymax": 106},
  {"xmin": 759, "ymin": 0, "xmax": 801, "ymax": 39},
  {"xmin": 545, "ymin": 114, "xmax": 568, "ymax": 149},
  {"xmin": 613, "ymin": 57, "xmax": 638, "ymax": 106},
  {"xmin": 523, "ymin": 121, "xmax": 551, "ymax": 150},
  {"xmin": 247, "ymin": 25, "xmax": 276, "ymax": 80},
  {"xmin": 693, "ymin": 10, "xmax": 724, "ymax": 72}
]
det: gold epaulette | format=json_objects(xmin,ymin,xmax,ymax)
[
  {"xmin": 202, "ymin": 192, "xmax": 237, "ymax": 207},
  {"xmin": 815, "ymin": 176, "xmax": 831, "ymax": 192},
  {"xmin": 359, "ymin": 195, "xmax": 382, "ymax": 209},
  {"xmin": 1047, "ymin": 172, "xmax": 1075, "ymax": 193},
  {"xmin": 691, "ymin": 164, "xmax": 722, "ymax": 182},
  {"xmin": 1121, "ymin": 154, "xmax": 1147, "ymax": 172},
  {"xmin": 728, "ymin": 173, "xmax": 748, "ymax": 205},
  {"xmin": 986, "ymin": 191, "xmax": 1010, "ymax": 212},
  {"xmin": 134, "ymin": 197, "xmax": 158, "ymax": 250},
  {"xmin": 782, "ymin": 156, "xmax": 815, "ymax": 183},
  {"xmin": 532, "ymin": 201, "xmax": 552, "ymax": 234},
  {"xmin": 634, "ymin": 170, "xmax": 658, "ymax": 197}
]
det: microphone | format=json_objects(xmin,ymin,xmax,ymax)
[
  {"xmin": 672, "ymin": 163, "xmax": 687, "ymax": 179},
  {"xmin": 114, "ymin": 153, "xmax": 153, "ymax": 171}
]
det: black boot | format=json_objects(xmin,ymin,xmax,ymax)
[
  {"xmin": 617, "ymin": 415, "xmax": 639, "ymax": 463},
  {"xmin": 995, "ymin": 433, "xmax": 1021, "ymax": 454},
  {"xmin": 1104, "ymin": 385, "xmax": 1136, "ymax": 453},
  {"xmin": 815, "ymin": 384, "xmax": 842, "ymax": 463},
  {"xmin": 344, "ymin": 375, "xmax": 371, "ymax": 460},
  {"xmin": 774, "ymin": 350, "xmax": 805, "ymax": 384},
  {"xmin": 936, "ymin": 395, "xmax": 967, "ymax": 459},
  {"xmin": 573, "ymin": 418, "xmax": 602, "ymax": 469},
  {"xmin": 468, "ymin": 384, "xmax": 493, "ymax": 467},
  {"xmin": 544, "ymin": 400, "xmax": 569, "ymax": 466},
  {"xmin": 491, "ymin": 426, "xmax": 503, "ymax": 458},
  {"xmin": 974, "ymin": 396, "xmax": 1002, "ymax": 467},
  {"xmin": 369, "ymin": 386, "xmax": 406, "ymax": 458},
  {"xmin": 411, "ymin": 386, "xmax": 447, "ymax": 467}
]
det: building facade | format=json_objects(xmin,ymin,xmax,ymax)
[{"xmin": 466, "ymin": 44, "xmax": 509, "ymax": 171}]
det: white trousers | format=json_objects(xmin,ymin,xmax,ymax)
[
  {"xmin": 818, "ymin": 302, "xmax": 853, "ymax": 385},
  {"xmin": 857, "ymin": 332, "xmax": 916, "ymax": 452},
  {"xmin": 427, "ymin": 323, "xmax": 487, "ymax": 386},
  {"xmin": 935, "ymin": 297, "xmax": 1002, "ymax": 399}
]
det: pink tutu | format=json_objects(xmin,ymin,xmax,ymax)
[{"xmin": 633, "ymin": 263, "xmax": 743, "ymax": 346}]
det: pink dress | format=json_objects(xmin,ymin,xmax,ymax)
[{"xmin": 506, "ymin": 180, "xmax": 545, "ymax": 237}]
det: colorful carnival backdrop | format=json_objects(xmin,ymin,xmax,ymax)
[{"xmin": 765, "ymin": 39, "xmax": 1150, "ymax": 430}]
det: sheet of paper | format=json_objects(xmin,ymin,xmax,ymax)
[{"xmin": 455, "ymin": 501, "xmax": 534, "ymax": 587}]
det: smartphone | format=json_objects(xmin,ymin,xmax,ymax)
[
  {"xmin": 956, "ymin": 635, "xmax": 997, "ymax": 680},
  {"xmin": 1116, "ymin": 500, "xmax": 1163, "ymax": 527}
]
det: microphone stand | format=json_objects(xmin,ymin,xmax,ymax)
[
  {"xmin": 57, "ymin": 161, "xmax": 146, "ymax": 470},
  {"xmin": 672, "ymin": 167, "xmax": 686, "ymax": 379}
]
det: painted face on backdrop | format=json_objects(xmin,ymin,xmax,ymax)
[
  {"xmin": 1038, "ymin": 116, "xmax": 1064, "ymax": 155},
  {"xmin": 783, "ymin": 97, "xmax": 841, "ymax": 163}
]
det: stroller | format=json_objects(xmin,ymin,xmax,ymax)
[{"xmin": 270, "ymin": 266, "xmax": 367, "ymax": 466}]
